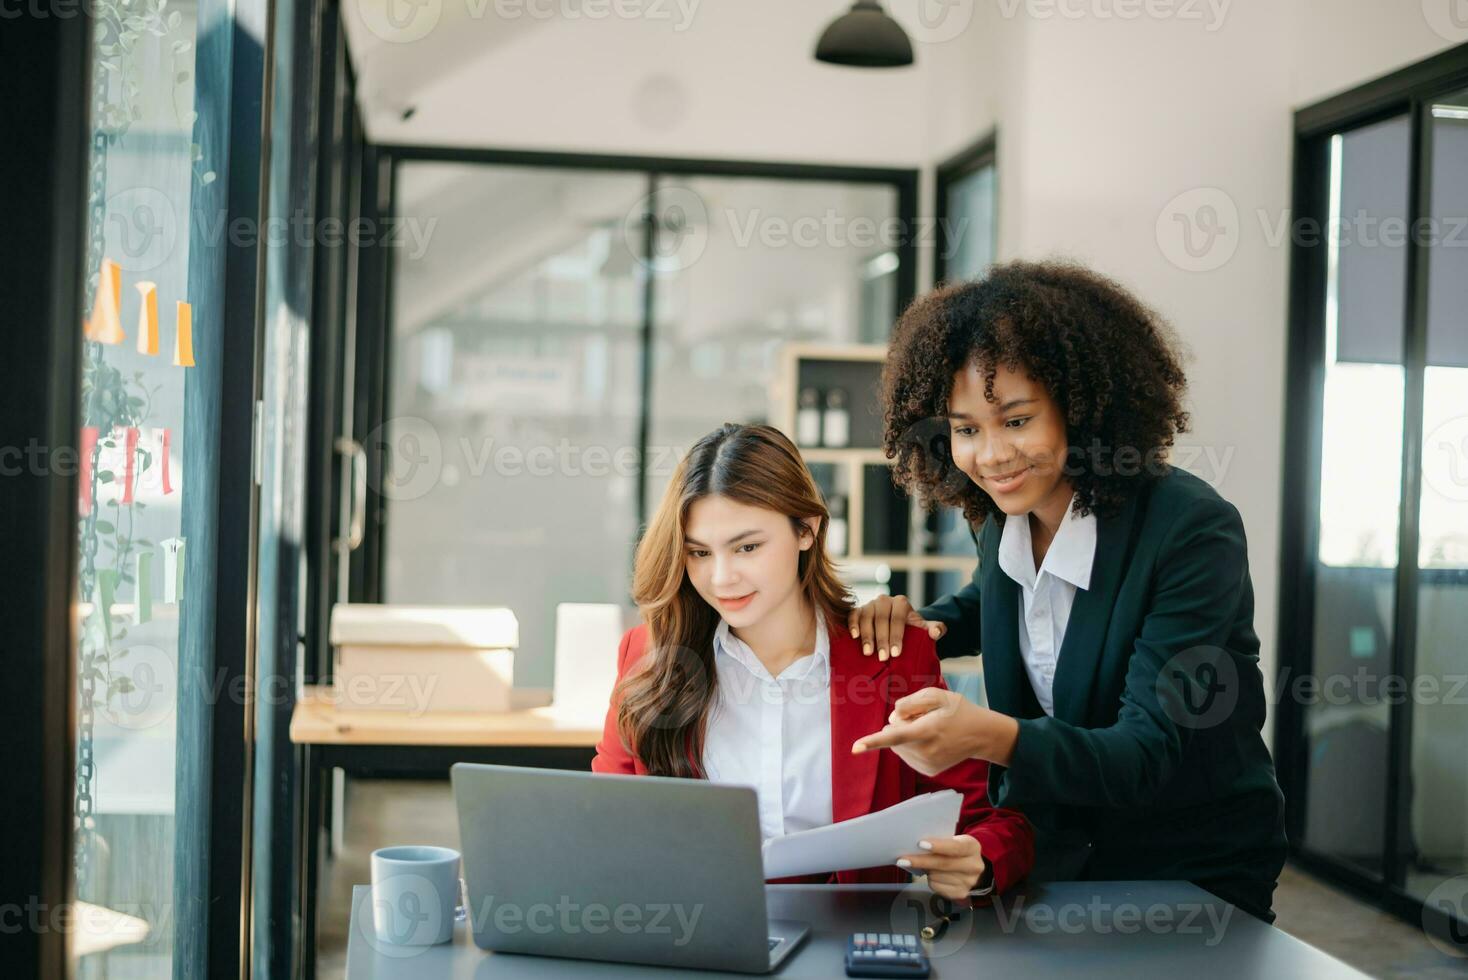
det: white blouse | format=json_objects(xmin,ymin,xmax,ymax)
[
  {"xmin": 701, "ymin": 614, "xmax": 834, "ymax": 841},
  {"xmin": 996, "ymin": 494, "xmax": 1098, "ymax": 716}
]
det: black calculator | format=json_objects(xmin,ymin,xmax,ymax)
[{"xmin": 845, "ymin": 932, "xmax": 931, "ymax": 977}]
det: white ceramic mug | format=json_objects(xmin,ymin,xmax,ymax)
[{"xmin": 369, "ymin": 845, "xmax": 462, "ymax": 946}]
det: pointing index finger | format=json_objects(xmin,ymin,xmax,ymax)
[{"xmin": 851, "ymin": 721, "xmax": 920, "ymax": 754}]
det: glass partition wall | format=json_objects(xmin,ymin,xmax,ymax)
[
  {"xmin": 378, "ymin": 154, "xmax": 915, "ymax": 688},
  {"xmin": 1407, "ymin": 84, "xmax": 1468, "ymax": 912},
  {"xmin": 1281, "ymin": 54, "xmax": 1468, "ymax": 947}
]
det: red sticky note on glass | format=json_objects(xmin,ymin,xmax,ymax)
[
  {"xmin": 80, "ymin": 426, "xmax": 98, "ymax": 515},
  {"xmin": 121, "ymin": 426, "xmax": 139, "ymax": 504},
  {"xmin": 160, "ymin": 427, "xmax": 174, "ymax": 495}
]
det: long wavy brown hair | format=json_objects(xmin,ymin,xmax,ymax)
[{"xmin": 615, "ymin": 423, "xmax": 853, "ymax": 778}]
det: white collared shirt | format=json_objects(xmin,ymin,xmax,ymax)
[
  {"xmin": 702, "ymin": 615, "xmax": 834, "ymax": 841},
  {"xmin": 996, "ymin": 496, "xmax": 1098, "ymax": 716}
]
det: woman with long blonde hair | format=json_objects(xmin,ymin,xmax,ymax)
[{"xmin": 593, "ymin": 423, "xmax": 1033, "ymax": 898}]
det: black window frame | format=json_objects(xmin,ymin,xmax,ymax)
[
  {"xmin": 934, "ymin": 131, "xmax": 997, "ymax": 286},
  {"xmin": 0, "ymin": 6, "xmax": 91, "ymax": 977}
]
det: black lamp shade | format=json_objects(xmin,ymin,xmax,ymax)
[{"xmin": 815, "ymin": 1, "xmax": 914, "ymax": 68}]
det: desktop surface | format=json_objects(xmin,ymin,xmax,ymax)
[{"xmin": 344, "ymin": 880, "xmax": 1366, "ymax": 979}]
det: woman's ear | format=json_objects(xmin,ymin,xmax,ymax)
[{"xmin": 797, "ymin": 516, "xmax": 822, "ymax": 551}]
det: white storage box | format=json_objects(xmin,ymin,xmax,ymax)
[
  {"xmin": 552, "ymin": 603, "xmax": 624, "ymax": 718},
  {"xmin": 329, "ymin": 604, "xmax": 521, "ymax": 713}
]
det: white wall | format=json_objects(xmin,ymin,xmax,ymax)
[
  {"xmin": 344, "ymin": 0, "xmax": 1461, "ymax": 739},
  {"xmin": 968, "ymin": 2, "xmax": 1458, "ymax": 742},
  {"xmin": 1292, "ymin": 0, "xmax": 1468, "ymax": 105},
  {"xmin": 990, "ymin": 4, "xmax": 1298, "ymax": 734}
]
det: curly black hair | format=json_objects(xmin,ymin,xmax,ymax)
[{"xmin": 882, "ymin": 260, "xmax": 1191, "ymax": 526}]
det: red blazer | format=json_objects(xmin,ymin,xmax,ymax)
[{"xmin": 592, "ymin": 619, "xmax": 1034, "ymax": 895}]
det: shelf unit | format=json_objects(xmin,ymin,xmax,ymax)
[{"xmin": 772, "ymin": 342, "xmax": 977, "ymax": 609}]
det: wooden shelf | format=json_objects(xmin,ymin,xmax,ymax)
[
  {"xmin": 778, "ymin": 342, "xmax": 888, "ymax": 363},
  {"xmin": 798, "ymin": 447, "xmax": 891, "ymax": 465},
  {"xmin": 847, "ymin": 554, "xmax": 978, "ymax": 571}
]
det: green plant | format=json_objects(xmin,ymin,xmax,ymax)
[
  {"xmin": 78, "ymin": 345, "xmax": 161, "ymax": 709},
  {"xmin": 93, "ymin": 0, "xmax": 215, "ymax": 185}
]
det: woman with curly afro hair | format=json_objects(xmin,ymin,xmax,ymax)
[{"xmin": 848, "ymin": 260, "xmax": 1287, "ymax": 923}]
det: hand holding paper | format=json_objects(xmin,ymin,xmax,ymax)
[
  {"xmin": 760, "ymin": 790, "xmax": 962, "ymax": 879},
  {"xmin": 895, "ymin": 832, "xmax": 988, "ymax": 900}
]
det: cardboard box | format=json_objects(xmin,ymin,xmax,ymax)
[{"xmin": 329, "ymin": 604, "xmax": 521, "ymax": 713}]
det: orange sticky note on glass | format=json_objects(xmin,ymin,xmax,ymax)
[
  {"xmin": 85, "ymin": 259, "xmax": 125, "ymax": 345},
  {"xmin": 135, "ymin": 282, "xmax": 159, "ymax": 355},
  {"xmin": 173, "ymin": 300, "xmax": 195, "ymax": 367}
]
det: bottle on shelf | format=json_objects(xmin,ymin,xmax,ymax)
[
  {"xmin": 822, "ymin": 387, "xmax": 850, "ymax": 448},
  {"xmin": 796, "ymin": 386, "xmax": 823, "ymax": 447},
  {"xmin": 826, "ymin": 493, "xmax": 848, "ymax": 557}
]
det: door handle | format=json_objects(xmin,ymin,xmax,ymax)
[{"xmin": 334, "ymin": 436, "xmax": 366, "ymax": 552}]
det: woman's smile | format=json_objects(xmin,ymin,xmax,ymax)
[
  {"xmin": 717, "ymin": 591, "xmax": 757, "ymax": 611},
  {"xmin": 982, "ymin": 465, "xmax": 1032, "ymax": 494}
]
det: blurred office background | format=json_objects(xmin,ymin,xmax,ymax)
[{"xmin": 5, "ymin": 1, "xmax": 1468, "ymax": 978}]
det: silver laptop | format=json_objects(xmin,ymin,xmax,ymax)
[{"xmin": 451, "ymin": 763, "xmax": 810, "ymax": 973}]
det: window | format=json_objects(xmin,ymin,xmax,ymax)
[
  {"xmin": 378, "ymin": 155, "xmax": 916, "ymax": 690},
  {"xmin": 69, "ymin": 0, "xmax": 264, "ymax": 971},
  {"xmin": 935, "ymin": 134, "xmax": 998, "ymax": 285},
  {"xmin": 1280, "ymin": 49, "xmax": 1468, "ymax": 945}
]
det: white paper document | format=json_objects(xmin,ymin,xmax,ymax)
[{"xmin": 761, "ymin": 790, "xmax": 963, "ymax": 878}]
